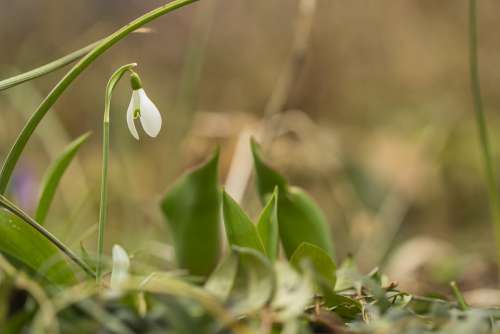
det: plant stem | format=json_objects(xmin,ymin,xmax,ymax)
[
  {"xmin": 0, "ymin": 41, "xmax": 99, "ymax": 92},
  {"xmin": 450, "ymin": 281, "xmax": 469, "ymax": 311},
  {"xmin": 0, "ymin": 194, "xmax": 95, "ymax": 278},
  {"xmin": 96, "ymin": 122, "xmax": 110, "ymax": 282},
  {"xmin": 468, "ymin": 0, "xmax": 500, "ymax": 275},
  {"xmin": 0, "ymin": 0, "xmax": 199, "ymax": 195},
  {"xmin": 96, "ymin": 63, "xmax": 137, "ymax": 283}
]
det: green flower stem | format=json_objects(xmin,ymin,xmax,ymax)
[
  {"xmin": 96, "ymin": 63, "xmax": 137, "ymax": 282},
  {"xmin": 0, "ymin": 41, "xmax": 99, "ymax": 92},
  {"xmin": 0, "ymin": 194, "xmax": 95, "ymax": 278},
  {"xmin": 450, "ymin": 281, "xmax": 469, "ymax": 311},
  {"xmin": 469, "ymin": 0, "xmax": 500, "ymax": 273},
  {"xmin": 0, "ymin": 0, "xmax": 200, "ymax": 194}
]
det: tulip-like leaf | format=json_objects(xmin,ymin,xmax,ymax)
[
  {"xmin": 161, "ymin": 149, "xmax": 221, "ymax": 277},
  {"xmin": 290, "ymin": 242, "xmax": 337, "ymax": 289},
  {"xmin": 204, "ymin": 252, "xmax": 239, "ymax": 301},
  {"xmin": 0, "ymin": 209, "xmax": 77, "ymax": 285},
  {"xmin": 229, "ymin": 246, "xmax": 275, "ymax": 315},
  {"xmin": 256, "ymin": 188, "xmax": 279, "ymax": 262},
  {"xmin": 204, "ymin": 246, "xmax": 274, "ymax": 315},
  {"xmin": 35, "ymin": 132, "xmax": 90, "ymax": 225},
  {"xmin": 222, "ymin": 191, "xmax": 266, "ymax": 255},
  {"xmin": 251, "ymin": 139, "xmax": 334, "ymax": 258}
]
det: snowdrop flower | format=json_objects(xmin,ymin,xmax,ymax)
[
  {"xmin": 110, "ymin": 244, "xmax": 130, "ymax": 290},
  {"xmin": 126, "ymin": 72, "xmax": 162, "ymax": 140}
]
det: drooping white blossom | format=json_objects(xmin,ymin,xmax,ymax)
[{"xmin": 126, "ymin": 73, "xmax": 162, "ymax": 140}]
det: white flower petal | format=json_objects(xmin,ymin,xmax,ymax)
[
  {"xmin": 110, "ymin": 244, "xmax": 130, "ymax": 290},
  {"xmin": 137, "ymin": 89, "xmax": 162, "ymax": 138},
  {"xmin": 126, "ymin": 91, "xmax": 140, "ymax": 140}
]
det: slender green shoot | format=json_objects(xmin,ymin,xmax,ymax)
[
  {"xmin": 36, "ymin": 132, "xmax": 91, "ymax": 225},
  {"xmin": 0, "ymin": 41, "xmax": 99, "ymax": 92},
  {"xmin": 468, "ymin": 0, "xmax": 500, "ymax": 274},
  {"xmin": 0, "ymin": 194, "xmax": 95, "ymax": 278},
  {"xmin": 450, "ymin": 281, "xmax": 469, "ymax": 311},
  {"xmin": 96, "ymin": 63, "xmax": 137, "ymax": 282},
  {"xmin": 0, "ymin": 0, "xmax": 199, "ymax": 195}
]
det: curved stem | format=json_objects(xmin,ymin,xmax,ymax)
[
  {"xmin": 0, "ymin": 194, "xmax": 95, "ymax": 278},
  {"xmin": 468, "ymin": 0, "xmax": 500, "ymax": 275},
  {"xmin": 96, "ymin": 64, "xmax": 137, "ymax": 282},
  {"xmin": 0, "ymin": 0, "xmax": 199, "ymax": 194}
]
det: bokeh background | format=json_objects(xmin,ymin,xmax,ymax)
[{"xmin": 2, "ymin": 0, "xmax": 500, "ymax": 298}]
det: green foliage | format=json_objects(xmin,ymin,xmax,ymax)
[
  {"xmin": 161, "ymin": 149, "xmax": 221, "ymax": 277},
  {"xmin": 227, "ymin": 246, "xmax": 275, "ymax": 315},
  {"xmin": 222, "ymin": 191, "xmax": 266, "ymax": 255},
  {"xmin": 251, "ymin": 139, "xmax": 335, "ymax": 258},
  {"xmin": 290, "ymin": 242, "xmax": 337, "ymax": 290},
  {"xmin": 204, "ymin": 252, "xmax": 239, "ymax": 301},
  {"xmin": 256, "ymin": 188, "xmax": 279, "ymax": 262},
  {"xmin": 0, "ymin": 209, "xmax": 76, "ymax": 285},
  {"xmin": 35, "ymin": 132, "xmax": 90, "ymax": 225},
  {"xmin": 206, "ymin": 246, "xmax": 274, "ymax": 315}
]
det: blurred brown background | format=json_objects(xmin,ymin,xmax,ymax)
[{"xmin": 2, "ymin": 0, "xmax": 500, "ymax": 294}]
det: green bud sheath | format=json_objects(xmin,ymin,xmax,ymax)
[{"xmin": 130, "ymin": 72, "xmax": 143, "ymax": 90}]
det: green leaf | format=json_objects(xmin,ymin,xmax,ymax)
[
  {"xmin": 0, "ymin": 41, "xmax": 98, "ymax": 92},
  {"xmin": 222, "ymin": 191, "xmax": 266, "ymax": 255},
  {"xmin": 290, "ymin": 242, "xmax": 337, "ymax": 289},
  {"xmin": 256, "ymin": 188, "xmax": 279, "ymax": 262},
  {"xmin": 35, "ymin": 132, "xmax": 90, "ymax": 225},
  {"xmin": 160, "ymin": 149, "xmax": 221, "ymax": 277},
  {"xmin": 229, "ymin": 246, "xmax": 275, "ymax": 315},
  {"xmin": 0, "ymin": 209, "xmax": 77, "ymax": 285},
  {"xmin": 251, "ymin": 139, "xmax": 334, "ymax": 258},
  {"xmin": 204, "ymin": 252, "xmax": 239, "ymax": 301},
  {"xmin": 250, "ymin": 139, "xmax": 287, "ymax": 198}
]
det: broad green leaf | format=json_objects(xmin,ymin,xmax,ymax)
[
  {"xmin": 256, "ymin": 188, "xmax": 279, "ymax": 262},
  {"xmin": 0, "ymin": 209, "xmax": 77, "ymax": 285},
  {"xmin": 35, "ymin": 132, "xmax": 90, "ymax": 225},
  {"xmin": 222, "ymin": 191, "xmax": 266, "ymax": 255},
  {"xmin": 229, "ymin": 246, "xmax": 275, "ymax": 315},
  {"xmin": 204, "ymin": 252, "xmax": 239, "ymax": 301},
  {"xmin": 251, "ymin": 139, "xmax": 334, "ymax": 258},
  {"xmin": 161, "ymin": 149, "xmax": 220, "ymax": 277},
  {"xmin": 290, "ymin": 242, "xmax": 336, "ymax": 289}
]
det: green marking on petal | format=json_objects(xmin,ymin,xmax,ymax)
[{"xmin": 133, "ymin": 109, "xmax": 141, "ymax": 119}]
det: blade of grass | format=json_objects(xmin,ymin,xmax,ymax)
[
  {"xmin": 468, "ymin": 0, "xmax": 500, "ymax": 275},
  {"xmin": 0, "ymin": 41, "xmax": 99, "ymax": 92},
  {"xmin": 96, "ymin": 63, "xmax": 137, "ymax": 282},
  {"xmin": 0, "ymin": 0, "xmax": 200, "ymax": 194},
  {"xmin": 35, "ymin": 132, "xmax": 91, "ymax": 225},
  {"xmin": 0, "ymin": 194, "xmax": 95, "ymax": 279}
]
